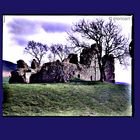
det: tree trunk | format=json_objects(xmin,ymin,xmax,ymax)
[
  {"xmin": 97, "ymin": 56, "xmax": 104, "ymax": 82},
  {"xmin": 96, "ymin": 43, "xmax": 104, "ymax": 82}
]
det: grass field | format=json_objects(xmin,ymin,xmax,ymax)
[
  {"xmin": 3, "ymin": 77, "xmax": 9, "ymax": 83},
  {"xmin": 2, "ymin": 79, "xmax": 132, "ymax": 116}
]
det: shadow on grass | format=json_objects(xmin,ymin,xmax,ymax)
[
  {"xmin": 69, "ymin": 78, "xmax": 105, "ymax": 85},
  {"xmin": 3, "ymin": 83, "xmax": 12, "ymax": 103},
  {"xmin": 27, "ymin": 78, "xmax": 103, "ymax": 85}
]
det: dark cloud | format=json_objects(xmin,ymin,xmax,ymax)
[
  {"xmin": 12, "ymin": 37, "xmax": 27, "ymax": 46},
  {"xmin": 41, "ymin": 22, "xmax": 70, "ymax": 33},
  {"xmin": 7, "ymin": 18, "xmax": 71, "ymax": 36},
  {"xmin": 7, "ymin": 18, "xmax": 38, "ymax": 35},
  {"xmin": 6, "ymin": 18, "xmax": 71, "ymax": 48}
]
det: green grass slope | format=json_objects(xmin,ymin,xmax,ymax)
[
  {"xmin": 3, "ymin": 82, "xmax": 132, "ymax": 116},
  {"xmin": 3, "ymin": 77, "xmax": 10, "ymax": 83}
]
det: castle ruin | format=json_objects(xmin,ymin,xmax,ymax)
[{"xmin": 9, "ymin": 44, "xmax": 115, "ymax": 83}]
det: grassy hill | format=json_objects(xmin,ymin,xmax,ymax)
[{"xmin": 3, "ymin": 82, "xmax": 132, "ymax": 116}]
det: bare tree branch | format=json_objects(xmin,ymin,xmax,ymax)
[
  {"xmin": 50, "ymin": 44, "xmax": 70, "ymax": 62},
  {"xmin": 24, "ymin": 40, "xmax": 48, "ymax": 66},
  {"xmin": 68, "ymin": 18, "xmax": 130, "ymax": 81}
]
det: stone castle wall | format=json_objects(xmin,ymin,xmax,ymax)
[{"xmin": 9, "ymin": 44, "xmax": 115, "ymax": 83}]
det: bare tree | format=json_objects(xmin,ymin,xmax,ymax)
[
  {"xmin": 69, "ymin": 18, "xmax": 130, "ymax": 81},
  {"xmin": 103, "ymin": 20, "xmax": 129, "ymax": 64},
  {"xmin": 67, "ymin": 33, "xmax": 90, "ymax": 53},
  {"xmin": 50, "ymin": 44, "xmax": 70, "ymax": 62},
  {"xmin": 25, "ymin": 40, "xmax": 48, "ymax": 66},
  {"xmin": 48, "ymin": 53, "xmax": 53, "ymax": 62},
  {"xmin": 70, "ymin": 19, "xmax": 105, "ymax": 81},
  {"xmin": 50, "ymin": 45, "xmax": 57, "ymax": 61}
]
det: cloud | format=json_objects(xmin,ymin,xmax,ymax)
[
  {"xmin": 41, "ymin": 22, "xmax": 70, "ymax": 33},
  {"xmin": 7, "ymin": 18, "xmax": 39, "ymax": 35},
  {"xmin": 7, "ymin": 18, "xmax": 71, "ymax": 37},
  {"xmin": 12, "ymin": 37, "xmax": 28, "ymax": 46}
]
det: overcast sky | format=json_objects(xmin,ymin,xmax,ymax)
[{"xmin": 3, "ymin": 15, "xmax": 132, "ymax": 83}]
